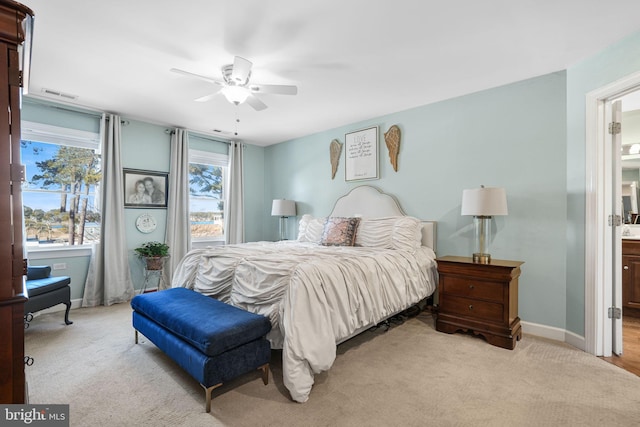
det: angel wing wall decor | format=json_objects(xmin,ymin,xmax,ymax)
[
  {"xmin": 384, "ymin": 125, "xmax": 401, "ymax": 172},
  {"xmin": 329, "ymin": 139, "xmax": 343, "ymax": 179}
]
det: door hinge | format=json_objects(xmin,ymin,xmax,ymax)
[
  {"xmin": 608, "ymin": 307, "xmax": 622, "ymax": 319},
  {"xmin": 608, "ymin": 214, "xmax": 622, "ymax": 226},
  {"xmin": 609, "ymin": 121, "xmax": 621, "ymax": 135}
]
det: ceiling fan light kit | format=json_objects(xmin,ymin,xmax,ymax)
[
  {"xmin": 171, "ymin": 56, "xmax": 298, "ymax": 111},
  {"xmin": 221, "ymin": 85, "xmax": 250, "ymax": 105}
]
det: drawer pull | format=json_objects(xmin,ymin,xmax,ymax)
[
  {"xmin": 468, "ymin": 305, "xmax": 473, "ymax": 310},
  {"xmin": 468, "ymin": 284, "xmax": 475, "ymax": 289},
  {"xmin": 624, "ymin": 265, "xmax": 629, "ymax": 270}
]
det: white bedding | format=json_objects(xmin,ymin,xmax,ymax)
[{"xmin": 172, "ymin": 239, "xmax": 437, "ymax": 403}]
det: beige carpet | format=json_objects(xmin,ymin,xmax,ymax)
[{"xmin": 24, "ymin": 303, "xmax": 640, "ymax": 427}]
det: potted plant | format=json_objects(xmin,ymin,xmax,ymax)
[{"xmin": 134, "ymin": 241, "xmax": 169, "ymax": 270}]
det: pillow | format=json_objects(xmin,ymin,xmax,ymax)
[
  {"xmin": 390, "ymin": 216, "xmax": 423, "ymax": 251},
  {"xmin": 320, "ymin": 217, "xmax": 361, "ymax": 246},
  {"xmin": 27, "ymin": 265, "xmax": 52, "ymax": 280},
  {"xmin": 297, "ymin": 214, "xmax": 326, "ymax": 243},
  {"xmin": 354, "ymin": 217, "xmax": 396, "ymax": 248},
  {"xmin": 355, "ymin": 216, "xmax": 422, "ymax": 251}
]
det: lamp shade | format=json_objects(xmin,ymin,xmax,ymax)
[
  {"xmin": 461, "ymin": 187, "xmax": 508, "ymax": 216},
  {"xmin": 271, "ymin": 199, "xmax": 296, "ymax": 217}
]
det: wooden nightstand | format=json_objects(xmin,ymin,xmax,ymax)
[{"xmin": 435, "ymin": 256, "xmax": 524, "ymax": 350}]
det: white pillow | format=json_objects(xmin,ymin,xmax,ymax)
[
  {"xmin": 390, "ymin": 216, "xmax": 423, "ymax": 251},
  {"xmin": 297, "ymin": 214, "xmax": 325, "ymax": 243},
  {"xmin": 355, "ymin": 216, "xmax": 422, "ymax": 251},
  {"xmin": 354, "ymin": 217, "xmax": 395, "ymax": 248}
]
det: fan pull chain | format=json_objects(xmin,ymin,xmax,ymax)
[{"xmin": 235, "ymin": 106, "xmax": 240, "ymax": 136}]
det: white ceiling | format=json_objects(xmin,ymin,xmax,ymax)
[{"xmin": 23, "ymin": 0, "xmax": 640, "ymax": 147}]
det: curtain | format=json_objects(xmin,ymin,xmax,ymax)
[
  {"xmin": 164, "ymin": 129, "xmax": 191, "ymax": 288},
  {"xmin": 225, "ymin": 141, "xmax": 244, "ymax": 244},
  {"xmin": 82, "ymin": 114, "xmax": 134, "ymax": 307}
]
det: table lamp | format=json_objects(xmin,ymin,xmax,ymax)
[
  {"xmin": 271, "ymin": 199, "xmax": 296, "ymax": 240},
  {"xmin": 461, "ymin": 186, "xmax": 508, "ymax": 264}
]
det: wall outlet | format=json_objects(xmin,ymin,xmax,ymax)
[{"xmin": 52, "ymin": 263, "xmax": 67, "ymax": 270}]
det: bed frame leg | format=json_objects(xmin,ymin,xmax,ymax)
[
  {"xmin": 202, "ymin": 383, "xmax": 222, "ymax": 413},
  {"xmin": 259, "ymin": 363, "xmax": 269, "ymax": 385}
]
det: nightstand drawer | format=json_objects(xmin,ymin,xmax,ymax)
[
  {"xmin": 440, "ymin": 295, "xmax": 504, "ymax": 323},
  {"xmin": 441, "ymin": 276, "xmax": 503, "ymax": 302}
]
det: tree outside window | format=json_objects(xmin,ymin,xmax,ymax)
[{"xmin": 22, "ymin": 140, "xmax": 101, "ymax": 247}]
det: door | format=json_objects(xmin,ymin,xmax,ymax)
[{"xmin": 611, "ymin": 99, "xmax": 623, "ymax": 355}]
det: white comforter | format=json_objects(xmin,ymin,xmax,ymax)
[{"xmin": 172, "ymin": 241, "xmax": 437, "ymax": 402}]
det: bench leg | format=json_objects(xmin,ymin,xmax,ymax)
[
  {"xmin": 201, "ymin": 383, "xmax": 222, "ymax": 413},
  {"xmin": 259, "ymin": 363, "xmax": 269, "ymax": 385},
  {"xmin": 64, "ymin": 301, "xmax": 73, "ymax": 325}
]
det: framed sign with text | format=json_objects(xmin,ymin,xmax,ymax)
[{"xmin": 344, "ymin": 126, "xmax": 379, "ymax": 181}]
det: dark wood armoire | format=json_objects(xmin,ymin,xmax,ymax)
[{"xmin": 0, "ymin": 0, "xmax": 33, "ymax": 404}]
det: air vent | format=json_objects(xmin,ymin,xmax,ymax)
[{"xmin": 41, "ymin": 88, "xmax": 78, "ymax": 100}]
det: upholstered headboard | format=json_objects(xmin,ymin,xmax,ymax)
[{"xmin": 329, "ymin": 186, "xmax": 436, "ymax": 251}]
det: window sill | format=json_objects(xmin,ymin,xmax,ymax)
[{"xmin": 27, "ymin": 245, "xmax": 93, "ymax": 260}]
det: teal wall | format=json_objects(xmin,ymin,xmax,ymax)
[
  {"xmin": 566, "ymin": 30, "xmax": 640, "ymax": 335},
  {"xmin": 120, "ymin": 119, "xmax": 171, "ymax": 289},
  {"xmin": 22, "ymin": 99, "xmax": 100, "ymax": 133},
  {"xmin": 265, "ymin": 72, "xmax": 568, "ymax": 329}
]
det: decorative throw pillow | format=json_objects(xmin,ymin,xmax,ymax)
[
  {"xmin": 320, "ymin": 217, "xmax": 360, "ymax": 246},
  {"xmin": 26, "ymin": 265, "xmax": 51, "ymax": 280}
]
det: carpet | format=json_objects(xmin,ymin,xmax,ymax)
[{"xmin": 24, "ymin": 302, "xmax": 640, "ymax": 427}]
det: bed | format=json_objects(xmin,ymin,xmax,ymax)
[{"xmin": 171, "ymin": 185, "xmax": 438, "ymax": 403}]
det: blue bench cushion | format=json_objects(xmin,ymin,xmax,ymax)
[
  {"xmin": 131, "ymin": 287, "xmax": 271, "ymax": 357},
  {"xmin": 26, "ymin": 276, "xmax": 71, "ymax": 297}
]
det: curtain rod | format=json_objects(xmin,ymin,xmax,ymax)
[{"xmin": 164, "ymin": 128, "xmax": 232, "ymax": 145}]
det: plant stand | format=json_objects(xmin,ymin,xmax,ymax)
[{"xmin": 141, "ymin": 256, "xmax": 169, "ymax": 293}]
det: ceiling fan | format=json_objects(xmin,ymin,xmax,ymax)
[{"xmin": 170, "ymin": 56, "xmax": 297, "ymax": 111}]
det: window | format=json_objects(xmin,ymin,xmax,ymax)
[
  {"xmin": 21, "ymin": 121, "xmax": 101, "ymax": 249},
  {"xmin": 189, "ymin": 149, "xmax": 227, "ymax": 241}
]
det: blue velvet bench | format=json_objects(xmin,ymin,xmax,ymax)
[
  {"xmin": 25, "ymin": 265, "xmax": 73, "ymax": 325},
  {"xmin": 131, "ymin": 287, "xmax": 272, "ymax": 412}
]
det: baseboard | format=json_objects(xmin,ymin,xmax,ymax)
[{"xmin": 521, "ymin": 320, "xmax": 586, "ymax": 351}]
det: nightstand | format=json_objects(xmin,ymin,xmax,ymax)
[{"xmin": 435, "ymin": 256, "xmax": 524, "ymax": 350}]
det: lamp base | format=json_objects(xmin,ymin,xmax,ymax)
[
  {"xmin": 472, "ymin": 253, "xmax": 491, "ymax": 264},
  {"xmin": 279, "ymin": 216, "xmax": 289, "ymax": 241}
]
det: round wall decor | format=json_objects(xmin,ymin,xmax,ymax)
[{"xmin": 135, "ymin": 213, "xmax": 157, "ymax": 234}]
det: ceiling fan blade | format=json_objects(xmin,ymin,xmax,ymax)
[
  {"xmin": 194, "ymin": 90, "xmax": 221, "ymax": 102},
  {"xmin": 231, "ymin": 56, "xmax": 253, "ymax": 84},
  {"xmin": 170, "ymin": 68, "xmax": 224, "ymax": 85},
  {"xmin": 249, "ymin": 83, "xmax": 298, "ymax": 95},
  {"xmin": 245, "ymin": 94, "xmax": 268, "ymax": 111}
]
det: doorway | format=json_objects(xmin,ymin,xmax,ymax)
[
  {"xmin": 585, "ymin": 69, "xmax": 640, "ymax": 364},
  {"xmin": 586, "ymin": 74, "xmax": 640, "ymax": 376},
  {"xmin": 602, "ymin": 91, "xmax": 640, "ymax": 375}
]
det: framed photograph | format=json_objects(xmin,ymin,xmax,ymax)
[
  {"xmin": 123, "ymin": 169, "xmax": 168, "ymax": 208},
  {"xmin": 345, "ymin": 126, "xmax": 379, "ymax": 181}
]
